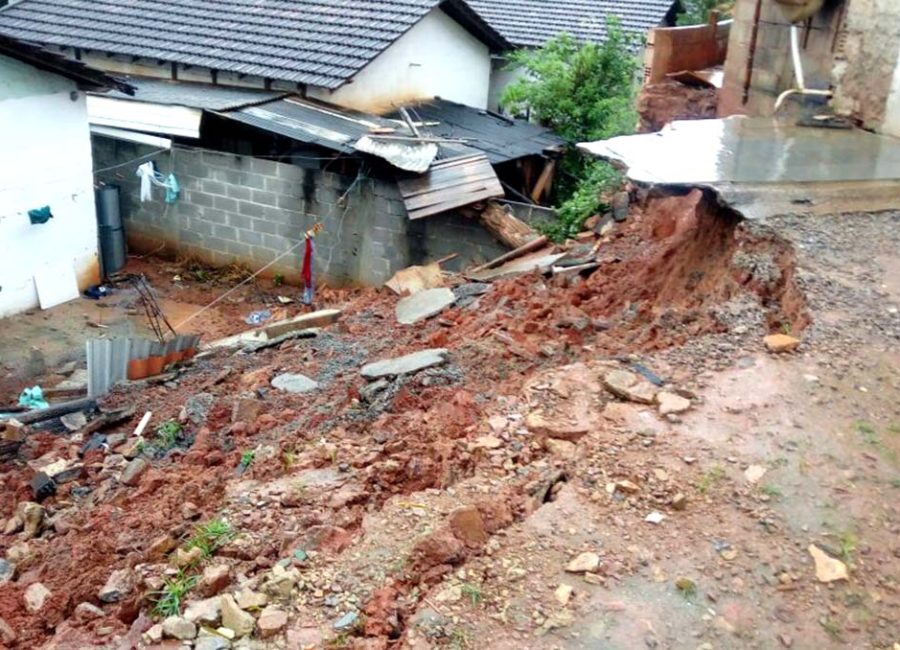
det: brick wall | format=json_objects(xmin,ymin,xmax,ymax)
[{"xmin": 92, "ymin": 138, "xmax": 506, "ymax": 286}]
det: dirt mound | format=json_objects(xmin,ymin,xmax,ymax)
[{"xmin": 637, "ymin": 79, "xmax": 719, "ymax": 133}]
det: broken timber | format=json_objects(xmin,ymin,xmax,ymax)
[
  {"xmin": 479, "ymin": 202, "xmax": 539, "ymax": 250},
  {"xmin": 11, "ymin": 397, "xmax": 97, "ymax": 426},
  {"xmin": 206, "ymin": 308, "xmax": 341, "ymax": 350},
  {"xmin": 468, "ymin": 236, "xmax": 550, "ymax": 276}
]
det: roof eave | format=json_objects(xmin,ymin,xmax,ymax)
[{"xmin": 440, "ymin": 0, "xmax": 514, "ymax": 53}]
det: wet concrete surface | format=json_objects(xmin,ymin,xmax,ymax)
[{"xmin": 580, "ymin": 116, "xmax": 900, "ymax": 185}]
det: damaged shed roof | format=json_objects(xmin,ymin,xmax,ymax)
[
  {"xmin": 0, "ymin": 0, "xmax": 510, "ymax": 88},
  {"xmin": 468, "ymin": 0, "xmax": 679, "ymax": 48},
  {"xmin": 396, "ymin": 98, "xmax": 566, "ymax": 164}
]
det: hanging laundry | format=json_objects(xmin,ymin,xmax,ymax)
[
  {"xmin": 136, "ymin": 162, "xmax": 180, "ymax": 203},
  {"xmin": 164, "ymin": 173, "xmax": 180, "ymax": 204},
  {"xmin": 27, "ymin": 206, "xmax": 53, "ymax": 225},
  {"xmin": 18, "ymin": 386, "xmax": 48, "ymax": 410}
]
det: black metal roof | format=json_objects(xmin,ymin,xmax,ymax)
[
  {"xmin": 0, "ymin": 0, "xmax": 510, "ymax": 89},
  {"xmin": 106, "ymin": 77, "xmax": 285, "ymax": 111},
  {"xmin": 0, "ymin": 34, "xmax": 132, "ymax": 93},
  {"xmin": 397, "ymin": 98, "xmax": 567, "ymax": 164},
  {"xmin": 468, "ymin": 0, "xmax": 680, "ymax": 48}
]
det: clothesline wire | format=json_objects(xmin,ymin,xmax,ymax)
[
  {"xmin": 93, "ymin": 147, "xmax": 171, "ymax": 174},
  {"xmin": 172, "ymin": 167, "xmax": 366, "ymax": 331}
]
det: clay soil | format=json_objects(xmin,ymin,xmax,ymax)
[{"xmin": 0, "ymin": 191, "xmax": 898, "ymax": 650}]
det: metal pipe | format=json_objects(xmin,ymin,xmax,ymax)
[{"xmin": 774, "ymin": 23, "xmax": 833, "ymax": 112}]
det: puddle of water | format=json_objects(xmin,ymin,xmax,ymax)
[{"xmin": 580, "ymin": 117, "xmax": 900, "ymax": 185}]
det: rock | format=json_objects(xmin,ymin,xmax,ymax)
[
  {"xmin": 60, "ymin": 411, "xmax": 88, "ymax": 432},
  {"xmin": 147, "ymin": 534, "xmax": 177, "ymax": 560},
  {"xmin": 671, "ymin": 493, "xmax": 687, "ymax": 511},
  {"xmin": 98, "ymin": 569, "xmax": 134, "ymax": 603},
  {"xmin": 0, "ymin": 559, "xmax": 14, "ymax": 584},
  {"xmin": 808, "ymin": 544, "xmax": 849, "ymax": 583},
  {"xmin": 0, "ymin": 616, "xmax": 16, "ymax": 645},
  {"xmin": 565, "ymin": 552, "xmax": 600, "ymax": 574},
  {"xmin": 448, "ymin": 506, "xmax": 488, "ymax": 547},
  {"xmin": 235, "ymin": 589, "xmax": 268, "ymax": 611},
  {"xmin": 121, "ymin": 458, "xmax": 149, "ymax": 486},
  {"xmin": 395, "ymin": 288, "xmax": 456, "ymax": 325},
  {"xmin": 257, "ymin": 606, "xmax": 288, "ymax": 638},
  {"xmin": 743, "ymin": 465, "xmax": 767, "ymax": 484},
  {"xmin": 675, "ymin": 577, "xmax": 696, "ymax": 594},
  {"xmin": 333, "ymin": 611, "xmax": 359, "ymax": 631},
  {"xmin": 262, "ymin": 564, "xmax": 300, "ymax": 599},
  {"xmin": 473, "ymin": 435, "xmax": 503, "ymax": 450},
  {"xmin": 30, "ymin": 471, "xmax": 56, "ymax": 502},
  {"xmin": 162, "ymin": 616, "xmax": 197, "ymax": 640},
  {"xmin": 554, "ymin": 584, "xmax": 574, "ymax": 606},
  {"xmin": 603, "ymin": 369, "xmax": 657, "ymax": 404},
  {"xmin": 645, "ymin": 511, "xmax": 666, "ymax": 525},
  {"xmin": 525, "ymin": 411, "xmax": 590, "ymax": 441},
  {"xmin": 360, "ymin": 348, "xmax": 449, "ymax": 380},
  {"xmin": 656, "ymin": 391, "xmax": 691, "ymax": 416},
  {"xmin": 232, "ymin": 397, "xmax": 263, "ymax": 424},
  {"xmin": 271, "ymin": 373, "xmax": 319, "ymax": 394},
  {"xmin": 24, "ymin": 582, "xmax": 51, "ymax": 613},
  {"xmin": 198, "ymin": 564, "xmax": 231, "ymax": 597},
  {"xmin": 184, "ymin": 393, "xmax": 215, "ymax": 424},
  {"xmin": 6, "ymin": 542, "xmax": 33, "ymax": 566},
  {"xmin": 74, "ymin": 602, "xmax": 105, "ymax": 622},
  {"xmin": 359, "ymin": 378, "xmax": 390, "ymax": 403},
  {"xmin": 216, "ymin": 627, "xmax": 235, "ymax": 640},
  {"xmin": 18, "ymin": 502, "xmax": 44, "ymax": 539},
  {"xmin": 2, "ymin": 419, "xmax": 27, "ymax": 442},
  {"xmin": 614, "ymin": 480, "xmax": 640, "ymax": 494},
  {"xmin": 194, "ymin": 633, "xmax": 231, "ymax": 650},
  {"xmin": 434, "ymin": 584, "xmax": 463, "ymax": 603},
  {"xmin": 220, "ymin": 594, "xmax": 255, "ymax": 638},
  {"xmin": 173, "ymin": 546, "xmax": 204, "ymax": 568},
  {"xmin": 184, "ymin": 597, "xmax": 222, "ymax": 625},
  {"xmin": 764, "ymin": 334, "xmax": 800, "ymax": 353},
  {"xmin": 545, "ymin": 438, "xmax": 577, "ymax": 459},
  {"xmin": 779, "ymin": 633, "xmax": 794, "ymax": 647}
]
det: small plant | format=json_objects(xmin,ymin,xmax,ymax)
[
  {"xmin": 448, "ymin": 626, "xmax": 472, "ymax": 650},
  {"xmin": 273, "ymin": 273, "xmax": 285, "ymax": 287},
  {"xmin": 780, "ymin": 322, "xmax": 792, "ymax": 335},
  {"xmin": 283, "ymin": 448, "xmax": 298, "ymax": 470},
  {"xmin": 675, "ymin": 577, "xmax": 697, "ymax": 600},
  {"xmin": 461, "ymin": 583, "xmax": 484, "ymax": 606},
  {"xmin": 890, "ymin": 478, "xmax": 900, "ymax": 489},
  {"xmin": 760, "ymin": 484, "xmax": 782, "ymax": 499},
  {"xmin": 155, "ymin": 420, "xmax": 183, "ymax": 450},
  {"xmin": 838, "ymin": 530, "xmax": 857, "ymax": 564},
  {"xmin": 240, "ymin": 449, "xmax": 256, "ymax": 468},
  {"xmin": 820, "ymin": 616, "xmax": 843, "ymax": 640},
  {"xmin": 150, "ymin": 571, "xmax": 199, "ymax": 618},
  {"xmin": 855, "ymin": 420, "xmax": 879, "ymax": 445},
  {"xmin": 698, "ymin": 465, "xmax": 726, "ymax": 494},
  {"xmin": 184, "ymin": 519, "xmax": 235, "ymax": 558}
]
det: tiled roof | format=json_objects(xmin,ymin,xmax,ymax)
[
  {"xmin": 0, "ymin": 0, "xmax": 509, "ymax": 89},
  {"xmin": 468, "ymin": 0, "xmax": 679, "ymax": 48}
]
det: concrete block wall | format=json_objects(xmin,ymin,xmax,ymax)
[{"xmin": 92, "ymin": 138, "xmax": 506, "ymax": 286}]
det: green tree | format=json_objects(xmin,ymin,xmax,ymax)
[
  {"xmin": 500, "ymin": 21, "xmax": 640, "ymax": 240},
  {"xmin": 678, "ymin": 0, "xmax": 735, "ymax": 26}
]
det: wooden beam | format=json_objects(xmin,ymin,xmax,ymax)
[
  {"xmin": 530, "ymin": 159, "xmax": 556, "ymax": 203},
  {"xmin": 479, "ymin": 201, "xmax": 539, "ymax": 249}
]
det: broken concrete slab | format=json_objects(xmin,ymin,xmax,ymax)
[
  {"xmin": 271, "ymin": 373, "xmax": 319, "ymax": 394},
  {"xmin": 395, "ymin": 288, "xmax": 456, "ymax": 325},
  {"xmin": 361, "ymin": 349, "xmax": 449, "ymax": 381}
]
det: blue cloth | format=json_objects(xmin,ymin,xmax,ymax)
[
  {"xmin": 27, "ymin": 206, "xmax": 53, "ymax": 225},
  {"xmin": 18, "ymin": 386, "xmax": 49, "ymax": 410},
  {"xmin": 164, "ymin": 173, "xmax": 180, "ymax": 204}
]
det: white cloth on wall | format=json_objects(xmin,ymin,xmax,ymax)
[{"xmin": 136, "ymin": 161, "xmax": 170, "ymax": 202}]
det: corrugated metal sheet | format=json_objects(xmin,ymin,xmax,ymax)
[
  {"xmin": 0, "ymin": 0, "xmax": 510, "ymax": 88},
  {"xmin": 103, "ymin": 78, "xmax": 285, "ymax": 111},
  {"xmin": 87, "ymin": 334, "xmax": 200, "ymax": 396},
  {"xmin": 397, "ymin": 153, "xmax": 504, "ymax": 220},
  {"xmin": 396, "ymin": 99, "xmax": 567, "ymax": 164},
  {"xmin": 221, "ymin": 97, "xmax": 400, "ymax": 155},
  {"xmin": 354, "ymin": 136, "xmax": 438, "ymax": 173}
]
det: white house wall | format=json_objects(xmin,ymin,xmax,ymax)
[
  {"xmin": 885, "ymin": 49, "xmax": 900, "ymax": 138},
  {"xmin": 0, "ymin": 57, "xmax": 100, "ymax": 317},
  {"xmin": 309, "ymin": 8, "xmax": 491, "ymax": 113}
]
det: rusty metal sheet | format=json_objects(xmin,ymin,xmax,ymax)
[{"xmin": 397, "ymin": 154, "xmax": 504, "ymax": 220}]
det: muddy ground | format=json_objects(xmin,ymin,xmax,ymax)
[{"xmin": 0, "ymin": 191, "xmax": 897, "ymax": 650}]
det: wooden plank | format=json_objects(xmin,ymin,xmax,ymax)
[
  {"xmin": 14, "ymin": 397, "xmax": 97, "ymax": 425},
  {"xmin": 530, "ymin": 159, "xmax": 556, "ymax": 203},
  {"xmin": 479, "ymin": 201, "xmax": 539, "ymax": 249},
  {"xmin": 406, "ymin": 184, "xmax": 503, "ymax": 220},
  {"xmin": 398, "ymin": 154, "xmax": 504, "ymax": 220}
]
